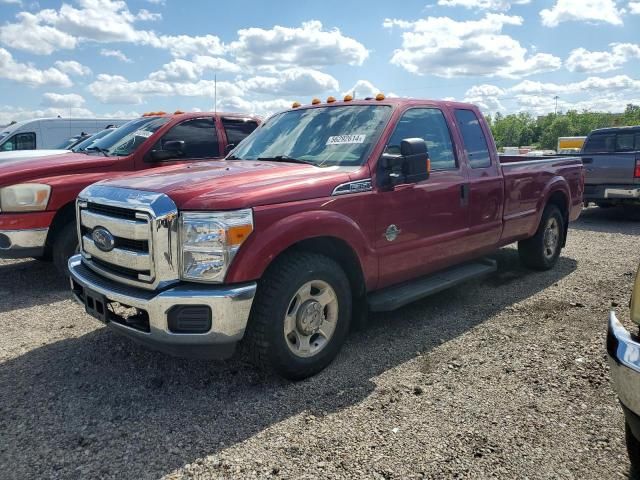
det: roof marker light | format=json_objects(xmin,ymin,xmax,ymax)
[
  {"xmin": 311, "ymin": 98, "xmax": 321, "ymax": 105},
  {"xmin": 174, "ymin": 110, "xmax": 185, "ymax": 114},
  {"xmin": 375, "ymin": 93, "xmax": 385, "ymax": 101},
  {"xmin": 327, "ymin": 96, "xmax": 336, "ymax": 103},
  {"xmin": 343, "ymin": 94, "xmax": 353, "ymax": 102},
  {"xmin": 292, "ymin": 101, "xmax": 301, "ymax": 108}
]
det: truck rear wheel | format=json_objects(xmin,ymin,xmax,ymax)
[
  {"xmin": 244, "ymin": 252, "xmax": 352, "ymax": 380},
  {"xmin": 518, "ymin": 204, "xmax": 564, "ymax": 271},
  {"xmin": 52, "ymin": 222, "xmax": 79, "ymax": 276}
]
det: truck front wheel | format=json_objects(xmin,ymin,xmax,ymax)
[
  {"xmin": 52, "ymin": 222, "xmax": 79, "ymax": 276},
  {"xmin": 627, "ymin": 421, "xmax": 640, "ymax": 477},
  {"xmin": 244, "ymin": 252, "xmax": 352, "ymax": 380},
  {"xmin": 518, "ymin": 204, "xmax": 564, "ymax": 271}
]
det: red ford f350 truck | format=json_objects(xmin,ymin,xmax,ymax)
[
  {"xmin": 0, "ymin": 112, "xmax": 260, "ymax": 272},
  {"xmin": 68, "ymin": 97, "xmax": 584, "ymax": 379}
]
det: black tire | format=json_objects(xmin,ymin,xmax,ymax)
[
  {"xmin": 518, "ymin": 204, "xmax": 564, "ymax": 271},
  {"xmin": 52, "ymin": 222, "xmax": 78, "ymax": 276},
  {"xmin": 243, "ymin": 252, "xmax": 352, "ymax": 380},
  {"xmin": 628, "ymin": 421, "xmax": 640, "ymax": 479}
]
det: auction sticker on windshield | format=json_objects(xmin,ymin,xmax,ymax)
[
  {"xmin": 326, "ymin": 135, "xmax": 366, "ymax": 145},
  {"xmin": 134, "ymin": 130, "xmax": 153, "ymax": 138}
]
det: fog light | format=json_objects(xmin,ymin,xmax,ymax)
[{"xmin": 168, "ymin": 305, "xmax": 212, "ymax": 333}]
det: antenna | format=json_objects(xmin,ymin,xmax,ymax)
[{"xmin": 214, "ymin": 74, "xmax": 217, "ymax": 114}]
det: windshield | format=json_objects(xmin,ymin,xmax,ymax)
[
  {"xmin": 230, "ymin": 105, "xmax": 392, "ymax": 167},
  {"xmin": 72, "ymin": 129, "xmax": 116, "ymax": 152},
  {"xmin": 89, "ymin": 117, "xmax": 169, "ymax": 156}
]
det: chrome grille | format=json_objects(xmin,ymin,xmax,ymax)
[{"xmin": 77, "ymin": 185, "xmax": 180, "ymax": 290}]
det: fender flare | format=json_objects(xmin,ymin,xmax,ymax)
[
  {"xmin": 225, "ymin": 209, "xmax": 377, "ymax": 288},
  {"xmin": 530, "ymin": 176, "xmax": 571, "ymax": 237}
]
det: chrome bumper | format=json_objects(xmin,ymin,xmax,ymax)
[
  {"xmin": 607, "ymin": 311, "xmax": 640, "ymax": 417},
  {"xmin": 0, "ymin": 228, "xmax": 48, "ymax": 258},
  {"xmin": 605, "ymin": 187, "xmax": 640, "ymax": 199},
  {"xmin": 68, "ymin": 255, "xmax": 257, "ymax": 359}
]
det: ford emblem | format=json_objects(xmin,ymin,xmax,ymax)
[{"xmin": 92, "ymin": 227, "xmax": 115, "ymax": 252}]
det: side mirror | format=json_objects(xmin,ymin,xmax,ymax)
[
  {"xmin": 379, "ymin": 138, "xmax": 430, "ymax": 188},
  {"xmin": 150, "ymin": 140, "xmax": 185, "ymax": 161}
]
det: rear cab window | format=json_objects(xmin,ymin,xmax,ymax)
[
  {"xmin": 385, "ymin": 108, "xmax": 457, "ymax": 171},
  {"xmin": 222, "ymin": 118, "xmax": 259, "ymax": 147},
  {"xmin": 583, "ymin": 133, "xmax": 615, "ymax": 153},
  {"xmin": 454, "ymin": 109, "xmax": 491, "ymax": 168}
]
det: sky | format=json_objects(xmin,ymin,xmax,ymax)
[{"xmin": 0, "ymin": 0, "xmax": 639, "ymax": 124}]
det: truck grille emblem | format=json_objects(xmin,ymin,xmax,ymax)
[{"xmin": 92, "ymin": 227, "xmax": 116, "ymax": 252}]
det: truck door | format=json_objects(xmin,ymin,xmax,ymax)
[
  {"xmin": 453, "ymin": 108, "xmax": 504, "ymax": 254},
  {"xmin": 373, "ymin": 107, "xmax": 470, "ymax": 288}
]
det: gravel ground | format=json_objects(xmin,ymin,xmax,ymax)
[{"xmin": 0, "ymin": 206, "xmax": 639, "ymax": 480}]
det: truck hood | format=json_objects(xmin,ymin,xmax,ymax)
[
  {"xmin": 99, "ymin": 160, "xmax": 356, "ymax": 210},
  {"xmin": 0, "ymin": 152, "xmax": 119, "ymax": 186},
  {"xmin": 0, "ymin": 149, "xmax": 70, "ymax": 161}
]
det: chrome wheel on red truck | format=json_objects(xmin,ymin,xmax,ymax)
[
  {"xmin": 518, "ymin": 204, "xmax": 565, "ymax": 271},
  {"xmin": 244, "ymin": 252, "xmax": 351, "ymax": 380}
]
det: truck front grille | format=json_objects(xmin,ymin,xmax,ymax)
[{"xmin": 77, "ymin": 185, "xmax": 180, "ymax": 290}]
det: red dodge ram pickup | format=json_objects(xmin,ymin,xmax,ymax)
[
  {"xmin": 68, "ymin": 97, "xmax": 584, "ymax": 379},
  {"xmin": 0, "ymin": 112, "xmax": 259, "ymax": 272}
]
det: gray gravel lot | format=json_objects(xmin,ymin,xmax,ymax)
[{"xmin": 0, "ymin": 206, "xmax": 639, "ymax": 479}]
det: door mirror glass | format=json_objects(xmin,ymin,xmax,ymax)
[{"xmin": 379, "ymin": 137, "xmax": 430, "ymax": 188}]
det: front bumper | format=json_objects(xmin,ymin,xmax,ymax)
[
  {"xmin": 68, "ymin": 255, "xmax": 257, "ymax": 359},
  {"xmin": 607, "ymin": 312, "xmax": 640, "ymax": 438},
  {"xmin": 0, "ymin": 228, "xmax": 48, "ymax": 258}
]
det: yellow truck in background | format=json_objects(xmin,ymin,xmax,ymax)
[{"xmin": 558, "ymin": 136, "xmax": 587, "ymax": 154}]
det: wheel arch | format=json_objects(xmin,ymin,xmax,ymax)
[{"xmin": 44, "ymin": 201, "xmax": 76, "ymax": 256}]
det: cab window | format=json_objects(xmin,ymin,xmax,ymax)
[
  {"xmin": 0, "ymin": 132, "xmax": 36, "ymax": 151},
  {"xmin": 583, "ymin": 133, "xmax": 615, "ymax": 153},
  {"xmin": 154, "ymin": 117, "xmax": 219, "ymax": 159},
  {"xmin": 222, "ymin": 118, "xmax": 259, "ymax": 148},
  {"xmin": 385, "ymin": 108, "xmax": 457, "ymax": 170},
  {"xmin": 616, "ymin": 133, "xmax": 636, "ymax": 152},
  {"xmin": 454, "ymin": 109, "xmax": 491, "ymax": 168}
]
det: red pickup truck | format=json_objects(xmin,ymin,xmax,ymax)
[
  {"xmin": 0, "ymin": 112, "xmax": 260, "ymax": 272},
  {"xmin": 68, "ymin": 97, "xmax": 584, "ymax": 379}
]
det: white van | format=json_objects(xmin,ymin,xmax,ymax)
[{"xmin": 0, "ymin": 118, "xmax": 131, "ymax": 151}]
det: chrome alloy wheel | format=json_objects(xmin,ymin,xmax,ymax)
[
  {"xmin": 283, "ymin": 280, "xmax": 339, "ymax": 358},
  {"xmin": 543, "ymin": 217, "xmax": 560, "ymax": 260}
]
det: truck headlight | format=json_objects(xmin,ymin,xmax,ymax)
[
  {"xmin": 0, "ymin": 184, "xmax": 51, "ymax": 212},
  {"xmin": 180, "ymin": 209, "xmax": 253, "ymax": 282}
]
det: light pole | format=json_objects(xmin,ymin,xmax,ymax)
[{"xmin": 554, "ymin": 95, "xmax": 559, "ymax": 115}]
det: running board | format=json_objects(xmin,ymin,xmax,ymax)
[{"xmin": 367, "ymin": 258, "xmax": 497, "ymax": 312}]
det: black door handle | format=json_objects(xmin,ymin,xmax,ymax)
[
  {"xmin": 460, "ymin": 184, "xmax": 470, "ymax": 206},
  {"xmin": 582, "ymin": 157, "xmax": 593, "ymax": 164}
]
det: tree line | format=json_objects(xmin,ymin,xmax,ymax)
[{"xmin": 486, "ymin": 104, "xmax": 640, "ymax": 150}]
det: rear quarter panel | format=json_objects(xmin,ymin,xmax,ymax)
[{"xmin": 499, "ymin": 156, "xmax": 583, "ymax": 244}]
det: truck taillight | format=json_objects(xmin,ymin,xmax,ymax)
[{"xmin": 635, "ymin": 157, "xmax": 640, "ymax": 178}]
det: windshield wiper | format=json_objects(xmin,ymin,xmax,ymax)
[
  {"xmin": 85, "ymin": 146, "xmax": 109, "ymax": 157},
  {"xmin": 257, "ymin": 155, "xmax": 315, "ymax": 165}
]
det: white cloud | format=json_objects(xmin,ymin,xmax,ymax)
[
  {"xmin": 239, "ymin": 68, "xmax": 339, "ymax": 96},
  {"xmin": 631, "ymin": 2, "xmax": 640, "ymax": 14},
  {"xmin": 217, "ymin": 96, "xmax": 290, "ymax": 117},
  {"xmin": 342, "ymin": 80, "xmax": 383, "ymax": 99},
  {"xmin": 229, "ymin": 20, "xmax": 369, "ymax": 68},
  {"xmin": 100, "ymin": 49, "xmax": 132, "ymax": 63},
  {"xmin": 88, "ymin": 74, "xmax": 242, "ymax": 104},
  {"xmin": 463, "ymin": 84, "xmax": 506, "ymax": 112},
  {"xmin": 437, "ymin": 0, "xmax": 531, "ymax": 11},
  {"xmin": 510, "ymin": 75, "xmax": 640, "ymax": 95},
  {"xmin": 153, "ymin": 34, "xmax": 225, "ymax": 58},
  {"xmin": 0, "ymin": 48, "xmax": 72, "ymax": 87},
  {"xmin": 54, "ymin": 60, "xmax": 91, "ymax": 76},
  {"xmin": 41, "ymin": 92, "xmax": 86, "ymax": 108},
  {"xmin": 0, "ymin": 12, "xmax": 77, "ymax": 55},
  {"xmin": 566, "ymin": 43, "xmax": 640, "ymax": 72},
  {"xmin": 149, "ymin": 57, "xmax": 240, "ymax": 82},
  {"xmin": 383, "ymin": 13, "xmax": 561, "ymax": 78},
  {"xmin": 135, "ymin": 8, "xmax": 161, "ymax": 21},
  {"xmin": 0, "ymin": 105, "xmax": 137, "ymax": 126},
  {"xmin": 540, "ymin": 0, "xmax": 623, "ymax": 27}
]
